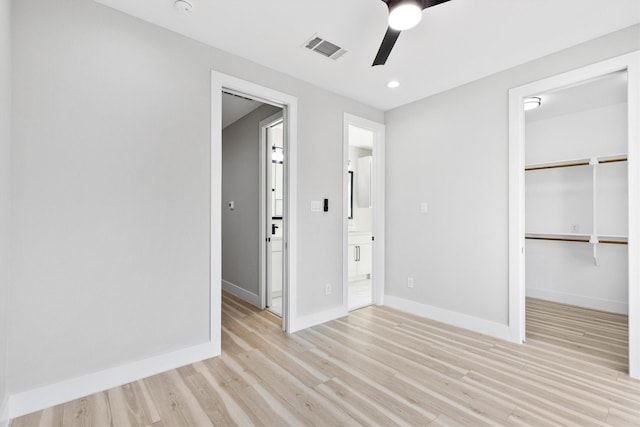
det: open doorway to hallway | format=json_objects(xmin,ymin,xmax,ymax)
[{"xmin": 220, "ymin": 91, "xmax": 285, "ymax": 325}]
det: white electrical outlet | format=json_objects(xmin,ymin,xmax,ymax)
[
  {"xmin": 571, "ymin": 224, "xmax": 579, "ymax": 233},
  {"xmin": 407, "ymin": 277, "xmax": 414, "ymax": 288},
  {"xmin": 420, "ymin": 202, "xmax": 428, "ymax": 214},
  {"xmin": 325, "ymin": 283, "xmax": 332, "ymax": 295}
]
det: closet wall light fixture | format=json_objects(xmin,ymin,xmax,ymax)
[{"xmin": 524, "ymin": 96, "xmax": 542, "ymax": 111}]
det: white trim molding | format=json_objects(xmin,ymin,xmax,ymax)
[
  {"xmin": 526, "ymin": 288, "xmax": 627, "ymax": 315},
  {"xmin": 508, "ymin": 51, "xmax": 640, "ymax": 378},
  {"xmin": 384, "ymin": 295, "xmax": 513, "ymax": 342},
  {"xmin": 211, "ymin": 71, "xmax": 299, "ymax": 334},
  {"xmin": 290, "ymin": 306, "xmax": 349, "ymax": 333},
  {"xmin": 222, "ymin": 280, "xmax": 261, "ymax": 308},
  {"xmin": 8, "ymin": 342, "xmax": 216, "ymax": 420}
]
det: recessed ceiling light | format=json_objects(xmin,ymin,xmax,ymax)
[
  {"xmin": 524, "ymin": 96, "xmax": 542, "ymax": 111},
  {"xmin": 388, "ymin": 0, "xmax": 423, "ymax": 31},
  {"xmin": 387, "ymin": 80, "xmax": 400, "ymax": 89},
  {"xmin": 174, "ymin": 0, "xmax": 193, "ymax": 15}
]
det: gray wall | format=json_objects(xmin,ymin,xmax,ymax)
[
  {"xmin": 222, "ymin": 104, "xmax": 280, "ymax": 297},
  {"xmin": 9, "ymin": 0, "xmax": 382, "ymax": 394},
  {"xmin": 384, "ymin": 25, "xmax": 640, "ymax": 325},
  {"xmin": 0, "ymin": 0, "xmax": 10, "ymax": 413}
]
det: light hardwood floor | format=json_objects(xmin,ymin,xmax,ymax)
[{"xmin": 11, "ymin": 295, "xmax": 640, "ymax": 426}]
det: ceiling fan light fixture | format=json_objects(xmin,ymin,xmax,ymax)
[
  {"xmin": 388, "ymin": 0, "xmax": 423, "ymax": 31},
  {"xmin": 524, "ymin": 96, "xmax": 542, "ymax": 111}
]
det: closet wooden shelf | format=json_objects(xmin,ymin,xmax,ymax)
[
  {"xmin": 525, "ymin": 232, "xmax": 628, "ymax": 245},
  {"xmin": 525, "ymin": 153, "xmax": 627, "ymax": 171}
]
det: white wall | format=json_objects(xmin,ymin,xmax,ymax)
[
  {"xmin": 384, "ymin": 25, "xmax": 640, "ymax": 329},
  {"xmin": 0, "ymin": 0, "xmax": 10, "ymax": 421},
  {"xmin": 525, "ymin": 103, "xmax": 628, "ymax": 313},
  {"xmin": 222, "ymin": 104, "xmax": 280, "ymax": 300},
  {"xmin": 526, "ymin": 103, "xmax": 628, "ymax": 164},
  {"xmin": 525, "ymin": 241, "xmax": 628, "ymax": 313},
  {"xmin": 9, "ymin": 0, "xmax": 382, "ymax": 398}
]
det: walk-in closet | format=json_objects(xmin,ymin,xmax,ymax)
[{"xmin": 524, "ymin": 71, "xmax": 629, "ymax": 366}]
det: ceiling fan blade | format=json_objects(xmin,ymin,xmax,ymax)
[
  {"xmin": 372, "ymin": 27, "xmax": 401, "ymax": 66},
  {"xmin": 372, "ymin": 0, "xmax": 450, "ymax": 66},
  {"xmin": 382, "ymin": 0, "xmax": 451, "ymax": 10},
  {"xmin": 421, "ymin": 0, "xmax": 451, "ymax": 9}
]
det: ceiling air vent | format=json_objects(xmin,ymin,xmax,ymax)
[{"xmin": 304, "ymin": 35, "xmax": 347, "ymax": 60}]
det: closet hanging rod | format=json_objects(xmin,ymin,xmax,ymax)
[
  {"xmin": 525, "ymin": 236, "xmax": 628, "ymax": 245},
  {"xmin": 600, "ymin": 158, "xmax": 627, "ymax": 165},
  {"xmin": 526, "ymin": 161, "xmax": 588, "ymax": 171},
  {"xmin": 525, "ymin": 156, "xmax": 627, "ymax": 171}
]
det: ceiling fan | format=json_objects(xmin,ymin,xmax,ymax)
[{"xmin": 373, "ymin": 0, "xmax": 451, "ymax": 66}]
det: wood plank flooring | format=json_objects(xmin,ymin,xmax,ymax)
[{"xmin": 11, "ymin": 295, "xmax": 640, "ymax": 426}]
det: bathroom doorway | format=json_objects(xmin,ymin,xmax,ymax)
[{"xmin": 343, "ymin": 114, "xmax": 385, "ymax": 311}]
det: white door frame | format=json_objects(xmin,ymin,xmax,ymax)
[
  {"xmin": 211, "ymin": 71, "xmax": 298, "ymax": 352},
  {"xmin": 343, "ymin": 113, "xmax": 386, "ymax": 310},
  {"xmin": 259, "ymin": 111, "xmax": 284, "ymax": 315},
  {"xmin": 507, "ymin": 51, "xmax": 640, "ymax": 378}
]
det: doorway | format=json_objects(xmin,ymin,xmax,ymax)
[
  {"xmin": 343, "ymin": 114, "xmax": 385, "ymax": 312},
  {"xmin": 212, "ymin": 71, "xmax": 299, "ymax": 349},
  {"xmin": 260, "ymin": 113, "xmax": 285, "ymax": 317},
  {"xmin": 508, "ymin": 52, "xmax": 640, "ymax": 378}
]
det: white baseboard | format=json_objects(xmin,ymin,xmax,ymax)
[
  {"xmin": 384, "ymin": 295, "xmax": 513, "ymax": 342},
  {"xmin": 0, "ymin": 395, "xmax": 9, "ymax": 427},
  {"xmin": 222, "ymin": 280, "xmax": 261, "ymax": 307},
  {"xmin": 9, "ymin": 341, "xmax": 218, "ymax": 419},
  {"xmin": 290, "ymin": 306, "xmax": 348, "ymax": 333},
  {"xmin": 526, "ymin": 288, "xmax": 627, "ymax": 315}
]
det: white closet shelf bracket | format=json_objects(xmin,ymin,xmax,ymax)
[{"xmin": 589, "ymin": 234, "xmax": 599, "ymax": 266}]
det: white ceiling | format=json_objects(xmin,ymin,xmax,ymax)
[
  {"xmin": 221, "ymin": 93, "xmax": 263, "ymax": 129},
  {"xmin": 95, "ymin": 0, "xmax": 640, "ymax": 111},
  {"xmin": 526, "ymin": 71, "xmax": 628, "ymax": 122}
]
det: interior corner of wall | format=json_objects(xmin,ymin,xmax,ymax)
[
  {"xmin": 384, "ymin": 294, "xmax": 512, "ymax": 343},
  {"xmin": 0, "ymin": 394, "xmax": 9, "ymax": 427},
  {"xmin": 289, "ymin": 305, "xmax": 348, "ymax": 333}
]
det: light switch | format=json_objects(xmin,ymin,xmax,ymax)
[
  {"xmin": 311, "ymin": 200, "xmax": 322, "ymax": 212},
  {"xmin": 229, "ymin": 201, "xmax": 235, "ymax": 210},
  {"xmin": 420, "ymin": 202, "xmax": 428, "ymax": 214}
]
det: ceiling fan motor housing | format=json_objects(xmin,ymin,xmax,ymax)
[{"xmin": 384, "ymin": 0, "xmax": 423, "ymax": 10}]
